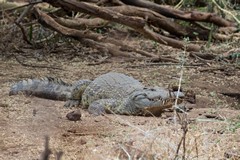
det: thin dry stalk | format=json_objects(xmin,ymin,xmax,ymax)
[
  {"xmin": 173, "ymin": 39, "xmax": 190, "ymax": 159},
  {"xmin": 15, "ymin": 4, "xmax": 34, "ymax": 24},
  {"xmin": 40, "ymin": 135, "xmax": 51, "ymax": 160},
  {"xmin": 119, "ymin": 145, "xmax": 132, "ymax": 160},
  {"xmin": 194, "ymin": 137, "xmax": 199, "ymax": 158}
]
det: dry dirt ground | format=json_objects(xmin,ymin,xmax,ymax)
[
  {"xmin": 0, "ymin": 2, "xmax": 239, "ymax": 158},
  {"xmin": 0, "ymin": 55, "xmax": 240, "ymax": 159}
]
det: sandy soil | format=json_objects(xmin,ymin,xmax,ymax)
[
  {"xmin": 0, "ymin": 57, "xmax": 239, "ymax": 160},
  {"xmin": 0, "ymin": 2, "xmax": 239, "ymax": 158}
]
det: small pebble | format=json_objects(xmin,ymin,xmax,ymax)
[{"xmin": 66, "ymin": 109, "xmax": 81, "ymax": 121}]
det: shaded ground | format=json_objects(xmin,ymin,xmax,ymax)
[{"xmin": 0, "ymin": 55, "xmax": 240, "ymax": 159}]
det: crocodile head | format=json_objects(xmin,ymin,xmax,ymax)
[{"xmin": 128, "ymin": 87, "xmax": 185, "ymax": 116}]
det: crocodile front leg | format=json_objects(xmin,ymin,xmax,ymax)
[
  {"xmin": 64, "ymin": 79, "xmax": 92, "ymax": 108},
  {"xmin": 88, "ymin": 99, "xmax": 130, "ymax": 116}
]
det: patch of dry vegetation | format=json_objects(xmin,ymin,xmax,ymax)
[{"xmin": 0, "ymin": 1, "xmax": 240, "ymax": 159}]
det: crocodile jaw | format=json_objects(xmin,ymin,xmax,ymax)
[
  {"xmin": 128, "ymin": 88, "xmax": 184, "ymax": 116},
  {"xmin": 140, "ymin": 99, "xmax": 175, "ymax": 116}
]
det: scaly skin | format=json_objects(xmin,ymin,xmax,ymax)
[{"xmin": 9, "ymin": 72, "xmax": 186, "ymax": 116}]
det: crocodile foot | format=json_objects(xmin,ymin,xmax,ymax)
[{"xmin": 88, "ymin": 101, "xmax": 106, "ymax": 116}]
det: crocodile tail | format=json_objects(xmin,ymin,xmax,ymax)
[{"xmin": 9, "ymin": 77, "xmax": 73, "ymax": 101}]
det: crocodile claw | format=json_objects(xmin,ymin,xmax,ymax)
[{"xmin": 64, "ymin": 100, "xmax": 80, "ymax": 108}]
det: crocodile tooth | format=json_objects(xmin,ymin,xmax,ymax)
[
  {"xmin": 22, "ymin": 80, "xmax": 28, "ymax": 85},
  {"xmin": 27, "ymin": 79, "xmax": 33, "ymax": 84},
  {"xmin": 42, "ymin": 77, "xmax": 49, "ymax": 81}
]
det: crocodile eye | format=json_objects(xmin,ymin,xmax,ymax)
[
  {"xmin": 143, "ymin": 93, "xmax": 148, "ymax": 97},
  {"xmin": 143, "ymin": 87, "xmax": 156, "ymax": 91}
]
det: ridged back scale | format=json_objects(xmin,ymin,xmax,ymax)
[{"xmin": 81, "ymin": 72, "xmax": 144, "ymax": 107}]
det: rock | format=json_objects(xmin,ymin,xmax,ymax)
[{"xmin": 66, "ymin": 109, "xmax": 81, "ymax": 121}]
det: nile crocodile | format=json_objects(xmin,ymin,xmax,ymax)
[{"xmin": 9, "ymin": 72, "xmax": 188, "ymax": 116}]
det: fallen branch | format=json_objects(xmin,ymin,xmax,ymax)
[
  {"xmin": 120, "ymin": 0, "xmax": 236, "ymax": 27},
  {"xmin": 42, "ymin": 0, "xmax": 201, "ymax": 51},
  {"xmin": 34, "ymin": 7, "xmax": 159, "ymax": 57},
  {"xmin": 55, "ymin": 17, "xmax": 109, "ymax": 29},
  {"xmin": 106, "ymin": 5, "xmax": 210, "ymax": 40}
]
